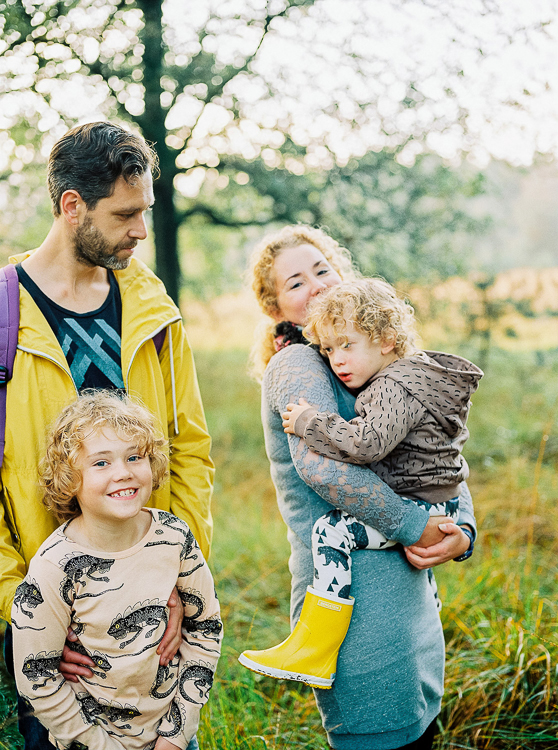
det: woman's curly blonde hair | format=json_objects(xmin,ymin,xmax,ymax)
[
  {"xmin": 303, "ymin": 278, "xmax": 417, "ymax": 357},
  {"xmin": 39, "ymin": 390, "xmax": 169, "ymax": 523},
  {"xmin": 248, "ymin": 225, "xmax": 355, "ymax": 378}
]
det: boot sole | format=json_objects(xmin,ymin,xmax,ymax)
[{"xmin": 238, "ymin": 653, "xmax": 333, "ymax": 689}]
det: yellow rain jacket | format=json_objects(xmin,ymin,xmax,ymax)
[{"xmin": 0, "ymin": 254, "xmax": 214, "ymax": 622}]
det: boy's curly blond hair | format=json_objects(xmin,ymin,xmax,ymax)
[
  {"xmin": 303, "ymin": 278, "xmax": 417, "ymax": 357},
  {"xmin": 39, "ymin": 390, "xmax": 169, "ymax": 523}
]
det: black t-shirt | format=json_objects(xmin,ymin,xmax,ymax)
[{"xmin": 16, "ymin": 264, "xmax": 124, "ymax": 391}]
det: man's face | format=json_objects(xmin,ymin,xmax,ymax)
[{"xmin": 74, "ymin": 172, "xmax": 154, "ymax": 270}]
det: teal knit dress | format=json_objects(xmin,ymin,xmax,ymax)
[{"xmin": 261, "ymin": 344, "xmax": 476, "ymax": 750}]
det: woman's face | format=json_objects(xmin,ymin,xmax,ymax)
[{"xmin": 273, "ymin": 244, "xmax": 342, "ymax": 325}]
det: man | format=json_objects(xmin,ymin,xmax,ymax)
[{"xmin": 1, "ymin": 122, "xmax": 214, "ymax": 749}]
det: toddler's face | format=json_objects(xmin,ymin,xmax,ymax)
[
  {"xmin": 74, "ymin": 427, "xmax": 153, "ymax": 527},
  {"xmin": 320, "ymin": 324, "xmax": 396, "ymax": 390}
]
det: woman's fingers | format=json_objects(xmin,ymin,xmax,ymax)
[{"xmin": 405, "ymin": 523, "xmax": 469, "ymax": 568}]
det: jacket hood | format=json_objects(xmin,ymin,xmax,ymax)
[{"xmin": 374, "ymin": 350, "xmax": 483, "ymax": 437}]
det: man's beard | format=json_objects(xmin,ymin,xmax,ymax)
[{"xmin": 74, "ymin": 216, "xmax": 136, "ymax": 271}]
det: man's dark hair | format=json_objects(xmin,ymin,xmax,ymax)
[{"xmin": 47, "ymin": 122, "xmax": 159, "ymax": 216}]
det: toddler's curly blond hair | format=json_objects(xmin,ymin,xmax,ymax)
[
  {"xmin": 303, "ymin": 278, "xmax": 417, "ymax": 357},
  {"xmin": 39, "ymin": 390, "xmax": 168, "ymax": 523}
]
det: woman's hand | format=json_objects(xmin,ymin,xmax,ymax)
[
  {"xmin": 404, "ymin": 523, "xmax": 472, "ymax": 569},
  {"xmin": 282, "ymin": 398, "xmax": 311, "ymax": 434},
  {"xmin": 414, "ymin": 515, "xmax": 451, "ymax": 548},
  {"xmin": 59, "ymin": 627, "xmax": 95, "ymax": 682},
  {"xmin": 157, "ymin": 586, "xmax": 184, "ymax": 666}
]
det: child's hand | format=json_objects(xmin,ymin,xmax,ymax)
[{"xmin": 282, "ymin": 398, "xmax": 311, "ymax": 434}]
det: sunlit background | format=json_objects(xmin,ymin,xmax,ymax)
[{"xmin": 2, "ymin": 2, "xmax": 558, "ymax": 748}]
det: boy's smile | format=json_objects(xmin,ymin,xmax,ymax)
[{"xmin": 74, "ymin": 427, "xmax": 153, "ymax": 530}]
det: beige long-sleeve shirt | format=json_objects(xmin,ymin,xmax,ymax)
[{"xmin": 12, "ymin": 508, "xmax": 222, "ymax": 750}]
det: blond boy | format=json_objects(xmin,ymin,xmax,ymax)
[{"xmin": 12, "ymin": 392, "xmax": 221, "ymax": 750}]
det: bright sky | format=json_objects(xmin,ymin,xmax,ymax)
[
  {"xmin": 0, "ymin": 0, "xmax": 557, "ymax": 183},
  {"xmin": 161, "ymin": 0, "xmax": 558, "ymax": 169}
]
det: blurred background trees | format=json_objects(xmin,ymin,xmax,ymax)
[
  {"xmin": 2, "ymin": 0, "xmax": 556, "ymax": 303},
  {"xmin": 1, "ymin": 0, "xmax": 558, "ymax": 367}
]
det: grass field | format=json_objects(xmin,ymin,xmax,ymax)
[{"xmin": 2, "ymin": 346, "xmax": 558, "ymax": 749}]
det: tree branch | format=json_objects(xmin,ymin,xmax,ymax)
[{"xmin": 177, "ymin": 204, "xmax": 271, "ymax": 227}]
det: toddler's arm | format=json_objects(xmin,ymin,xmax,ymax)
[
  {"xmin": 265, "ymin": 345, "xmax": 430, "ymax": 546},
  {"xmin": 11, "ymin": 559, "xmax": 125, "ymax": 750},
  {"xmin": 156, "ymin": 524, "xmax": 222, "ymax": 748},
  {"xmin": 282, "ymin": 398, "xmax": 313, "ymax": 434},
  {"xmin": 284, "ymin": 381, "xmax": 424, "ymax": 465}
]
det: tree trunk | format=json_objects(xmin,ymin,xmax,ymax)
[{"xmin": 137, "ymin": 0, "xmax": 181, "ymax": 304}]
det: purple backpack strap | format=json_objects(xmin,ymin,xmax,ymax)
[
  {"xmin": 0, "ymin": 264, "xmax": 19, "ymax": 468},
  {"xmin": 153, "ymin": 328, "xmax": 166, "ymax": 355}
]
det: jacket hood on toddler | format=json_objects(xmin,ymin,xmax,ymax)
[{"xmin": 373, "ymin": 350, "xmax": 483, "ymax": 438}]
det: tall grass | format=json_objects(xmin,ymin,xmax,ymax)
[
  {"xmin": 199, "ymin": 348, "xmax": 558, "ymax": 750},
  {"xmin": 2, "ymin": 348, "xmax": 558, "ymax": 748}
]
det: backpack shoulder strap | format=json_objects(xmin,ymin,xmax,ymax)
[
  {"xmin": 153, "ymin": 328, "xmax": 166, "ymax": 355},
  {"xmin": 0, "ymin": 264, "xmax": 20, "ymax": 469}
]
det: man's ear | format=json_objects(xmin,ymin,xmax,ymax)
[{"xmin": 59, "ymin": 190, "xmax": 85, "ymax": 226}]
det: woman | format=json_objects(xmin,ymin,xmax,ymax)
[{"xmin": 246, "ymin": 225, "xmax": 475, "ymax": 750}]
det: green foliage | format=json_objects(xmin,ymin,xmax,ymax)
[
  {"xmin": 314, "ymin": 151, "xmax": 490, "ymax": 283},
  {"xmin": 0, "ymin": 0, "xmax": 323, "ymax": 301}
]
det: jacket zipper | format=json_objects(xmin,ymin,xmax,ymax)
[{"xmin": 125, "ymin": 316, "xmax": 182, "ymax": 435}]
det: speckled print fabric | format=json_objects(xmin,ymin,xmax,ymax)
[{"xmin": 294, "ymin": 350, "xmax": 483, "ymax": 505}]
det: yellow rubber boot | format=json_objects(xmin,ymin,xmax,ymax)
[{"xmin": 238, "ymin": 586, "xmax": 354, "ymax": 689}]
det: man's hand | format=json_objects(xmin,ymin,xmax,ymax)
[
  {"xmin": 157, "ymin": 587, "xmax": 184, "ymax": 666},
  {"xmin": 59, "ymin": 627, "xmax": 94, "ymax": 683},
  {"xmin": 405, "ymin": 523, "xmax": 472, "ymax": 570},
  {"xmin": 282, "ymin": 398, "xmax": 311, "ymax": 434}
]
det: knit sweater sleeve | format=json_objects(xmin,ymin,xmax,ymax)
[
  {"xmin": 296, "ymin": 380, "xmax": 426, "ymax": 464},
  {"xmin": 456, "ymin": 481, "xmax": 477, "ymax": 537},
  {"xmin": 11, "ymin": 557, "xmax": 126, "ymax": 750},
  {"xmin": 157, "ymin": 530, "xmax": 222, "ymax": 749},
  {"xmin": 263, "ymin": 345, "xmax": 429, "ymax": 546}
]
